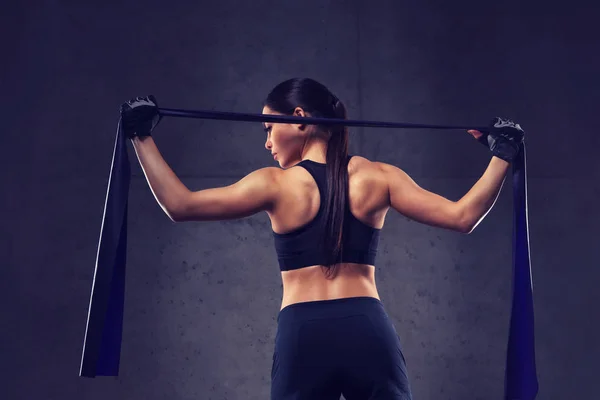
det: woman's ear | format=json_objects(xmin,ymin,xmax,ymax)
[
  {"xmin": 293, "ymin": 107, "xmax": 307, "ymax": 131},
  {"xmin": 293, "ymin": 106, "xmax": 305, "ymax": 117}
]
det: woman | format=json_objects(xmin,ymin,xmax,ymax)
[{"xmin": 120, "ymin": 78, "xmax": 523, "ymax": 399}]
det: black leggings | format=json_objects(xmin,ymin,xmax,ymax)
[{"xmin": 271, "ymin": 296, "xmax": 412, "ymax": 400}]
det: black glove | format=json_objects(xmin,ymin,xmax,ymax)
[
  {"xmin": 120, "ymin": 95, "xmax": 162, "ymax": 139},
  {"xmin": 476, "ymin": 117, "xmax": 525, "ymax": 163}
]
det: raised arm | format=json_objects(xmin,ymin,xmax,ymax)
[
  {"xmin": 131, "ymin": 135, "xmax": 281, "ymax": 223},
  {"xmin": 454, "ymin": 156, "xmax": 510, "ymax": 233},
  {"xmin": 377, "ymin": 156, "xmax": 510, "ymax": 234},
  {"xmin": 377, "ymin": 162, "xmax": 467, "ymax": 233}
]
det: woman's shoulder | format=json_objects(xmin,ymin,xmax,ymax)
[
  {"xmin": 275, "ymin": 154, "xmax": 389, "ymax": 180},
  {"xmin": 351, "ymin": 156, "xmax": 403, "ymax": 175},
  {"xmin": 348, "ymin": 155, "xmax": 387, "ymax": 175},
  {"xmin": 349, "ymin": 154, "xmax": 373, "ymax": 166}
]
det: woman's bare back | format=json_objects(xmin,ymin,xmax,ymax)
[{"xmin": 266, "ymin": 156, "xmax": 390, "ymax": 311}]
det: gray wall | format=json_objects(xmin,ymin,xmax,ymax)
[{"xmin": 2, "ymin": 1, "xmax": 599, "ymax": 399}]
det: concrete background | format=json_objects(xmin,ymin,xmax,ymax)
[{"xmin": 2, "ymin": 1, "xmax": 599, "ymax": 399}]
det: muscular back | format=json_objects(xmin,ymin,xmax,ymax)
[
  {"xmin": 268, "ymin": 156, "xmax": 391, "ymax": 310},
  {"xmin": 270, "ymin": 156, "xmax": 390, "ymax": 235},
  {"xmin": 267, "ymin": 155, "xmax": 465, "ymax": 310}
]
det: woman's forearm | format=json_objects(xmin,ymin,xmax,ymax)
[
  {"xmin": 458, "ymin": 156, "xmax": 510, "ymax": 233},
  {"xmin": 130, "ymin": 136, "xmax": 190, "ymax": 220}
]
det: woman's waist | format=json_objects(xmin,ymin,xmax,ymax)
[{"xmin": 280, "ymin": 277, "xmax": 380, "ymax": 311}]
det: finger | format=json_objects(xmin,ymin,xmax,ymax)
[{"xmin": 468, "ymin": 129, "xmax": 483, "ymax": 139}]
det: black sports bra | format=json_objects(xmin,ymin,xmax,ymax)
[{"xmin": 272, "ymin": 156, "xmax": 380, "ymax": 271}]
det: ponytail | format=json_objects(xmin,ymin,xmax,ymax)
[{"xmin": 320, "ymin": 98, "xmax": 349, "ymax": 279}]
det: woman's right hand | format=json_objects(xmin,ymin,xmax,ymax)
[
  {"xmin": 468, "ymin": 117, "xmax": 525, "ymax": 163},
  {"xmin": 120, "ymin": 95, "xmax": 162, "ymax": 139}
]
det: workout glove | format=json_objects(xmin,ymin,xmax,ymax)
[
  {"xmin": 476, "ymin": 117, "xmax": 525, "ymax": 163},
  {"xmin": 120, "ymin": 95, "xmax": 162, "ymax": 139}
]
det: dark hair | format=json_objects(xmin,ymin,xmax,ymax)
[{"xmin": 264, "ymin": 78, "xmax": 349, "ymax": 279}]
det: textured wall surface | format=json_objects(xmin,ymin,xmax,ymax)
[{"xmin": 2, "ymin": 1, "xmax": 599, "ymax": 399}]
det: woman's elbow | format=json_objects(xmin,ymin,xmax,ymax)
[
  {"xmin": 165, "ymin": 205, "xmax": 184, "ymax": 223},
  {"xmin": 456, "ymin": 212, "xmax": 473, "ymax": 234},
  {"xmin": 460, "ymin": 224, "xmax": 474, "ymax": 235}
]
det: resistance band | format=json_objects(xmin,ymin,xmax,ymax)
[{"xmin": 79, "ymin": 108, "xmax": 538, "ymax": 400}]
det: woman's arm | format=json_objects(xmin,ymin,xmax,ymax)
[
  {"xmin": 379, "ymin": 155, "xmax": 510, "ymax": 234},
  {"xmin": 130, "ymin": 135, "xmax": 280, "ymax": 223},
  {"xmin": 130, "ymin": 136, "xmax": 190, "ymax": 221},
  {"xmin": 457, "ymin": 156, "xmax": 510, "ymax": 233}
]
